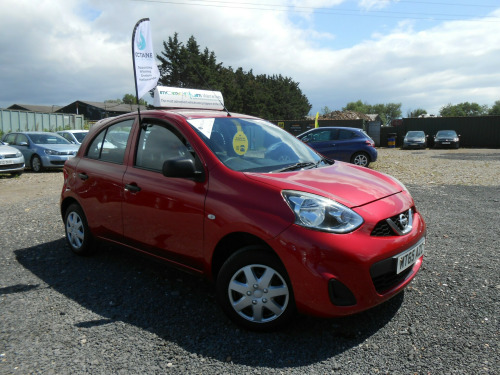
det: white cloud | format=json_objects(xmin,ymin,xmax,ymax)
[{"xmin": 358, "ymin": 0, "xmax": 399, "ymax": 11}]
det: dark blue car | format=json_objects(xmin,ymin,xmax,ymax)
[{"xmin": 297, "ymin": 127, "xmax": 377, "ymax": 167}]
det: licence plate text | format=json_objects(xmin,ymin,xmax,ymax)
[{"xmin": 395, "ymin": 238, "xmax": 425, "ymax": 274}]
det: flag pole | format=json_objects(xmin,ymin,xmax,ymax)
[{"xmin": 132, "ymin": 18, "xmax": 149, "ymax": 127}]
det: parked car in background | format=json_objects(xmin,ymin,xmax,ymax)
[
  {"xmin": 0, "ymin": 140, "xmax": 25, "ymax": 176},
  {"xmin": 434, "ymin": 130, "xmax": 460, "ymax": 149},
  {"xmin": 60, "ymin": 87, "xmax": 426, "ymax": 331},
  {"xmin": 2, "ymin": 132, "xmax": 79, "ymax": 172},
  {"xmin": 57, "ymin": 130, "xmax": 89, "ymax": 145},
  {"xmin": 297, "ymin": 127, "xmax": 377, "ymax": 167},
  {"xmin": 403, "ymin": 131, "xmax": 427, "ymax": 149}
]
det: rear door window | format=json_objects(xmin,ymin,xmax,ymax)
[{"xmin": 86, "ymin": 120, "xmax": 133, "ymax": 164}]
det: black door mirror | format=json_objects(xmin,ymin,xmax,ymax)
[{"xmin": 162, "ymin": 158, "xmax": 205, "ymax": 182}]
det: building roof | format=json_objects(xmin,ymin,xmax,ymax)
[
  {"xmin": 7, "ymin": 104, "xmax": 62, "ymax": 113},
  {"xmin": 65, "ymin": 100, "xmax": 147, "ymax": 113},
  {"xmin": 320, "ymin": 110, "xmax": 373, "ymax": 121}
]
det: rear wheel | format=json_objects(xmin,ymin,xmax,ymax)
[
  {"xmin": 351, "ymin": 152, "xmax": 370, "ymax": 167},
  {"xmin": 64, "ymin": 203, "xmax": 94, "ymax": 256},
  {"xmin": 216, "ymin": 246, "xmax": 296, "ymax": 331},
  {"xmin": 31, "ymin": 155, "xmax": 43, "ymax": 172}
]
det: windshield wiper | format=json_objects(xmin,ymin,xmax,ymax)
[{"xmin": 275, "ymin": 162, "xmax": 317, "ymax": 172}]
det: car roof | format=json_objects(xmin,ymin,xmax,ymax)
[
  {"xmin": 309, "ymin": 127, "xmax": 362, "ymax": 131},
  {"xmin": 58, "ymin": 130, "xmax": 88, "ymax": 133},
  {"xmin": 152, "ymin": 108, "xmax": 256, "ymax": 119}
]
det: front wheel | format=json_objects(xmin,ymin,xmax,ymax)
[
  {"xmin": 351, "ymin": 152, "xmax": 370, "ymax": 167},
  {"xmin": 31, "ymin": 155, "xmax": 43, "ymax": 172},
  {"xmin": 64, "ymin": 203, "xmax": 94, "ymax": 256},
  {"xmin": 216, "ymin": 247, "xmax": 296, "ymax": 331}
]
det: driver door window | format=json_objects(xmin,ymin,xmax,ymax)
[{"xmin": 136, "ymin": 123, "xmax": 194, "ymax": 172}]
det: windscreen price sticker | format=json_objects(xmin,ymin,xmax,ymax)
[
  {"xmin": 233, "ymin": 130, "xmax": 248, "ymax": 155},
  {"xmin": 395, "ymin": 238, "xmax": 425, "ymax": 274}
]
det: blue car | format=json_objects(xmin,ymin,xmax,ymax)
[
  {"xmin": 2, "ymin": 132, "xmax": 79, "ymax": 172},
  {"xmin": 297, "ymin": 127, "xmax": 377, "ymax": 167}
]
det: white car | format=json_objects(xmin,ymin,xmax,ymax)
[
  {"xmin": 57, "ymin": 130, "xmax": 89, "ymax": 145},
  {"xmin": 0, "ymin": 140, "xmax": 25, "ymax": 176}
]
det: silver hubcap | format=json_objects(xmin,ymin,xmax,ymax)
[
  {"xmin": 66, "ymin": 211, "xmax": 84, "ymax": 249},
  {"xmin": 354, "ymin": 154, "xmax": 368, "ymax": 166},
  {"xmin": 32, "ymin": 157, "xmax": 41, "ymax": 171},
  {"xmin": 228, "ymin": 264, "xmax": 289, "ymax": 323}
]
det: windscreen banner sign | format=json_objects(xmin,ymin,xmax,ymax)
[
  {"xmin": 154, "ymin": 86, "xmax": 224, "ymax": 110},
  {"xmin": 132, "ymin": 18, "xmax": 160, "ymax": 99}
]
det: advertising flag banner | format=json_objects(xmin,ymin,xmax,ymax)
[{"xmin": 132, "ymin": 18, "xmax": 160, "ymax": 99}]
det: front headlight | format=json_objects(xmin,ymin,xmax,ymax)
[
  {"xmin": 282, "ymin": 190, "xmax": 363, "ymax": 233},
  {"xmin": 15, "ymin": 151, "xmax": 22, "ymax": 157}
]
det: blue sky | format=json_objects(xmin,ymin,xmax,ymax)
[{"xmin": 1, "ymin": 0, "xmax": 499, "ymax": 118}]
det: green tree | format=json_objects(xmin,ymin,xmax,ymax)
[
  {"xmin": 343, "ymin": 100, "xmax": 371, "ymax": 114},
  {"xmin": 407, "ymin": 108, "xmax": 427, "ymax": 117},
  {"xmin": 488, "ymin": 100, "xmax": 500, "ymax": 115},
  {"xmin": 156, "ymin": 33, "xmax": 311, "ymax": 119},
  {"xmin": 122, "ymin": 94, "xmax": 147, "ymax": 106},
  {"xmin": 321, "ymin": 106, "xmax": 332, "ymax": 115},
  {"xmin": 440, "ymin": 102, "xmax": 488, "ymax": 117},
  {"xmin": 342, "ymin": 100, "xmax": 402, "ymax": 125}
]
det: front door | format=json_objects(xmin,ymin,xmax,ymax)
[{"xmin": 122, "ymin": 121, "xmax": 207, "ymax": 271}]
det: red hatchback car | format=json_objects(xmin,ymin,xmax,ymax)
[{"xmin": 61, "ymin": 88, "xmax": 426, "ymax": 331}]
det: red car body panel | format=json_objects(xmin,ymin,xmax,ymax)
[{"xmin": 61, "ymin": 109, "xmax": 426, "ymax": 319}]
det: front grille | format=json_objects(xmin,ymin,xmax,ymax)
[
  {"xmin": 370, "ymin": 258, "xmax": 414, "ymax": 294},
  {"xmin": 0, "ymin": 163, "xmax": 24, "ymax": 170},
  {"xmin": 371, "ymin": 209, "xmax": 413, "ymax": 236},
  {"xmin": 50, "ymin": 160, "xmax": 66, "ymax": 165},
  {"xmin": 1, "ymin": 153, "xmax": 18, "ymax": 159},
  {"xmin": 371, "ymin": 221, "xmax": 393, "ymax": 236}
]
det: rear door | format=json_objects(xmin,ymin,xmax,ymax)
[
  {"xmin": 333, "ymin": 129, "xmax": 364, "ymax": 161},
  {"xmin": 121, "ymin": 119, "xmax": 207, "ymax": 271},
  {"xmin": 73, "ymin": 118, "xmax": 134, "ymax": 241}
]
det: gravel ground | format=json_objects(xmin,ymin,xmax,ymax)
[{"xmin": 1, "ymin": 148, "xmax": 499, "ymax": 374}]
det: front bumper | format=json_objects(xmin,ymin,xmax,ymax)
[
  {"xmin": 0, "ymin": 157, "xmax": 25, "ymax": 173},
  {"xmin": 434, "ymin": 140, "xmax": 459, "ymax": 148},
  {"xmin": 403, "ymin": 141, "xmax": 426, "ymax": 149},
  {"xmin": 42, "ymin": 155, "xmax": 75, "ymax": 168},
  {"xmin": 270, "ymin": 192, "xmax": 426, "ymax": 318}
]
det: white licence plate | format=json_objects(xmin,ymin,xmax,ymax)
[
  {"xmin": 395, "ymin": 238, "xmax": 425, "ymax": 274},
  {"xmin": 0, "ymin": 159, "xmax": 15, "ymax": 165},
  {"xmin": 442, "ymin": 142, "xmax": 450, "ymax": 144}
]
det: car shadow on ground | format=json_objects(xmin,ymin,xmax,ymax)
[{"xmin": 14, "ymin": 239, "xmax": 404, "ymax": 368}]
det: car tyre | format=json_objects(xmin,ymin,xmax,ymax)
[
  {"xmin": 216, "ymin": 246, "xmax": 296, "ymax": 331},
  {"xmin": 351, "ymin": 152, "xmax": 370, "ymax": 167},
  {"xmin": 31, "ymin": 155, "xmax": 43, "ymax": 172},
  {"xmin": 64, "ymin": 203, "xmax": 95, "ymax": 256}
]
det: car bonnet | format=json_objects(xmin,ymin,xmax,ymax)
[{"xmin": 244, "ymin": 161, "xmax": 403, "ymax": 208}]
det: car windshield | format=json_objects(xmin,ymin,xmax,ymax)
[
  {"xmin": 29, "ymin": 133, "xmax": 71, "ymax": 145},
  {"xmin": 406, "ymin": 131, "xmax": 425, "ymax": 137},
  {"xmin": 73, "ymin": 132, "xmax": 88, "ymax": 143},
  {"xmin": 187, "ymin": 117, "xmax": 327, "ymax": 172},
  {"xmin": 436, "ymin": 130, "xmax": 457, "ymax": 137}
]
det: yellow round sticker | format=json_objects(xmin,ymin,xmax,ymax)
[{"xmin": 232, "ymin": 130, "xmax": 249, "ymax": 156}]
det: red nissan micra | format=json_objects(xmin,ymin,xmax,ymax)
[{"xmin": 61, "ymin": 88, "xmax": 426, "ymax": 331}]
